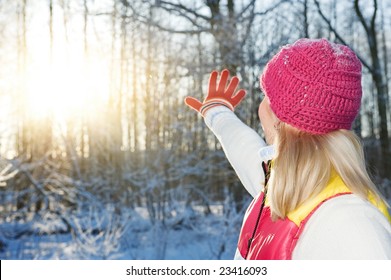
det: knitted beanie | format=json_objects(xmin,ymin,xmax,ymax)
[{"xmin": 260, "ymin": 38, "xmax": 362, "ymax": 134}]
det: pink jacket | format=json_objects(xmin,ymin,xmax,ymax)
[{"xmin": 237, "ymin": 191, "xmax": 351, "ymax": 259}]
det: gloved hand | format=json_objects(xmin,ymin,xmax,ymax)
[{"xmin": 184, "ymin": 69, "xmax": 246, "ymax": 116}]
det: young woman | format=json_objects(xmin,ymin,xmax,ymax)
[{"xmin": 185, "ymin": 38, "xmax": 391, "ymax": 259}]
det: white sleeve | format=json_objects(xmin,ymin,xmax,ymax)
[
  {"xmin": 203, "ymin": 106, "xmax": 271, "ymax": 198},
  {"xmin": 293, "ymin": 195, "xmax": 391, "ymax": 260}
]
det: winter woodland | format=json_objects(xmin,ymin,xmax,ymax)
[{"xmin": 0, "ymin": 0, "xmax": 390, "ymax": 259}]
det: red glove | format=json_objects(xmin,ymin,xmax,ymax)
[{"xmin": 184, "ymin": 69, "xmax": 246, "ymax": 116}]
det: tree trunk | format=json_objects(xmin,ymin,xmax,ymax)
[{"xmin": 354, "ymin": 0, "xmax": 390, "ymax": 177}]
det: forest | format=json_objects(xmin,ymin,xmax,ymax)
[{"xmin": 0, "ymin": 0, "xmax": 390, "ymax": 259}]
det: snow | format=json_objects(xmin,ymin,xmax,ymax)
[{"xmin": 0, "ymin": 201, "xmax": 246, "ymax": 260}]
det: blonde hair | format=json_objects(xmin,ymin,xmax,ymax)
[{"xmin": 268, "ymin": 122, "xmax": 387, "ymax": 220}]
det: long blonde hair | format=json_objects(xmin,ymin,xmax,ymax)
[{"xmin": 268, "ymin": 122, "xmax": 387, "ymax": 220}]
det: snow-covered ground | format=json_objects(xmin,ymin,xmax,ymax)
[{"xmin": 0, "ymin": 202, "xmax": 245, "ymax": 260}]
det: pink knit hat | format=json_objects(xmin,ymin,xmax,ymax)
[{"xmin": 260, "ymin": 38, "xmax": 362, "ymax": 134}]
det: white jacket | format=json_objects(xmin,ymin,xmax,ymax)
[{"xmin": 204, "ymin": 106, "xmax": 391, "ymax": 260}]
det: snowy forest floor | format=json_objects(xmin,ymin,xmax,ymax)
[
  {"xmin": 1, "ymin": 177, "xmax": 390, "ymax": 260},
  {"xmin": 0, "ymin": 202, "xmax": 245, "ymax": 260}
]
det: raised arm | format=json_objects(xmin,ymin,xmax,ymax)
[{"xmin": 185, "ymin": 70, "xmax": 271, "ymax": 197}]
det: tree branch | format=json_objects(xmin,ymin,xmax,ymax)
[
  {"xmin": 124, "ymin": 1, "xmax": 210, "ymax": 35},
  {"xmin": 155, "ymin": 5, "xmax": 205, "ymax": 29},
  {"xmin": 238, "ymin": 0, "xmax": 289, "ymax": 48},
  {"xmin": 157, "ymin": 0, "xmax": 211, "ymax": 21},
  {"xmin": 251, "ymin": 0, "xmax": 289, "ymax": 17},
  {"xmin": 237, "ymin": 0, "xmax": 257, "ymax": 18},
  {"xmin": 370, "ymin": 0, "xmax": 377, "ymax": 32},
  {"xmin": 353, "ymin": 0, "xmax": 370, "ymax": 35},
  {"xmin": 314, "ymin": 0, "xmax": 373, "ymax": 72}
]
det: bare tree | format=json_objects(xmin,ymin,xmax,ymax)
[{"xmin": 315, "ymin": 0, "xmax": 391, "ymax": 177}]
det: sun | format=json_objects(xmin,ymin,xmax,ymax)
[
  {"xmin": 24, "ymin": 52, "xmax": 110, "ymax": 122},
  {"xmin": 18, "ymin": 1, "xmax": 112, "ymax": 123}
]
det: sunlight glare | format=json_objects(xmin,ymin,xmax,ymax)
[{"xmin": 25, "ymin": 54, "xmax": 110, "ymax": 121}]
